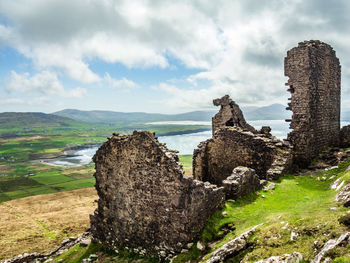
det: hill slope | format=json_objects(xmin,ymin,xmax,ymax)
[
  {"xmin": 53, "ymin": 109, "xmax": 216, "ymax": 124},
  {"xmin": 53, "ymin": 104, "xmax": 288, "ymax": 124},
  {"xmin": 0, "ymin": 112, "xmax": 86, "ymax": 129}
]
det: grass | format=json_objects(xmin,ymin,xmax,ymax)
[
  {"xmin": 179, "ymin": 154, "xmax": 192, "ymax": 168},
  {"xmin": 176, "ymin": 161, "xmax": 350, "ymax": 262},
  {"xmin": 0, "ymin": 122, "xmax": 196, "ymax": 202},
  {"xmin": 53, "ymin": 243, "xmax": 160, "ymax": 263},
  {"xmin": 20, "ymin": 159, "xmax": 348, "ymax": 263}
]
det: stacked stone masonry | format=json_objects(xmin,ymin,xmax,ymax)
[
  {"xmin": 285, "ymin": 40, "xmax": 341, "ymax": 168},
  {"xmin": 193, "ymin": 95, "xmax": 293, "ymax": 184},
  {"xmin": 90, "ymin": 131, "xmax": 224, "ymax": 257},
  {"xmin": 212, "ymin": 95, "xmax": 257, "ymax": 135},
  {"xmin": 193, "ymin": 126, "xmax": 292, "ymax": 184}
]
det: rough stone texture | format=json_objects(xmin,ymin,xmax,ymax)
[
  {"xmin": 311, "ymin": 232, "xmax": 349, "ymax": 263},
  {"xmin": 193, "ymin": 127, "xmax": 292, "ymax": 184},
  {"xmin": 90, "ymin": 131, "xmax": 224, "ymax": 257},
  {"xmin": 340, "ymin": 125, "xmax": 350, "ymax": 147},
  {"xmin": 2, "ymin": 232, "xmax": 90, "ymax": 263},
  {"xmin": 285, "ymin": 40, "xmax": 341, "ymax": 168},
  {"xmin": 335, "ymin": 183, "xmax": 350, "ymax": 207},
  {"xmin": 212, "ymin": 95, "xmax": 257, "ymax": 135},
  {"xmin": 222, "ymin": 167, "xmax": 260, "ymax": 200},
  {"xmin": 255, "ymin": 252, "xmax": 303, "ymax": 263},
  {"xmin": 206, "ymin": 224, "xmax": 261, "ymax": 263}
]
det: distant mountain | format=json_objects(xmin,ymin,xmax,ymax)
[
  {"xmin": 53, "ymin": 104, "xmax": 289, "ymax": 124},
  {"xmin": 53, "ymin": 109, "xmax": 217, "ymax": 124},
  {"xmin": 242, "ymin": 104, "xmax": 290, "ymax": 120},
  {"xmin": 0, "ymin": 112, "xmax": 84, "ymax": 129}
]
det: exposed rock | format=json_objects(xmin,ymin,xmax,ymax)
[
  {"xmin": 290, "ymin": 231, "xmax": 299, "ymax": 241},
  {"xmin": 255, "ymin": 252, "xmax": 303, "ymax": 263},
  {"xmin": 285, "ymin": 40, "xmax": 341, "ymax": 168},
  {"xmin": 197, "ymin": 241, "xmax": 205, "ymax": 251},
  {"xmin": 260, "ymin": 180, "xmax": 268, "ymax": 186},
  {"xmin": 90, "ymin": 131, "xmax": 225, "ymax": 256},
  {"xmin": 212, "ymin": 95, "xmax": 257, "ymax": 135},
  {"xmin": 338, "ymin": 213, "xmax": 350, "ymax": 227},
  {"xmin": 193, "ymin": 127, "xmax": 292, "ymax": 184},
  {"xmin": 2, "ymin": 232, "xmax": 90, "ymax": 263},
  {"xmin": 312, "ymin": 232, "xmax": 350, "ymax": 263},
  {"xmin": 263, "ymin": 183, "xmax": 276, "ymax": 192},
  {"xmin": 335, "ymin": 183, "xmax": 350, "ymax": 207},
  {"xmin": 222, "ymin": 167, "xmax": 260, "ymax": 200},
  {"xmin": 259, "ymin": 126, "xmax": 272, "ymax": 137},
  {"xmin": 206, "ymin": 224, "xmax": 262, "ymax": 263},
  {"xmin": 330, "ymin": 178, "xmax": 345, "ymax": 191}
]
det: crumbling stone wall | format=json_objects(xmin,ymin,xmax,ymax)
[
  {"xmin": 285, "ymin": 40, "xmax": 341, "ymax": 168},
  {"xmin": 212, "ymin": 95, "xmax": 257, "ymax": 135},
  {"xmin": 193, "ymin": 127, "xmax": 291, "ymax": 184},
  {"xmin": 340, "ymin": 125, "xmax": 350, "ymax": 148},
  {"xmin": 90, "ymin": 131, "xmax": 224, "ymax": 257}
]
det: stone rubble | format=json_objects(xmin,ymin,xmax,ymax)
[
  {"xmin": 206, "ymin": 224, "xmax": 262, "ymax": 263},
  {"xmin": 222, "ymin": 167, "xmax": 260, "ymax": 200},
  {"xmin": 312, "ymin": 232, "xmax": 350, "ymax": 263},
  {"xmin": 2, "ymin": 232, "xmax": 90, "ymax": 263},
  {"xmin": 335, "ymin": 183, "xmax": 350, "ymax": 207},
  {"xmin": 255, "ymin": 252, "xmax": 303, "ymax": 263},
  {"xmin": 263, "ymin": 183, "xmax": 276, "ymax": 192}
]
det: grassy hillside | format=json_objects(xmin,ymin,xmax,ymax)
[
  {"xmin": 0, "ymin": 112, "xmax": 84, "ymax": 128},
  {"xmin": 2, "ymin": 157, "xmax": 349, "ymax": 262},
  {"xmin": 48, "ymin": 160, "xmax": 350, "ymax": 263}
]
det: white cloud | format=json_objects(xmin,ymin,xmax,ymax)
[
  {"xmin": 0, "ymin": 0, "xmax": 350, "ymax": 111},
  {"xmin": 104, "ymin": 73, "xmax": 138, "ymax": 91},
  {"xmin": 5, "ymin": 71, "xmax": 87, "ymax": 98}
]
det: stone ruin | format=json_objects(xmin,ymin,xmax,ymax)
[
  {"xmin": 285, "ymin": 40, "xmax": 341, "ymax": 168},
  {"xmin": 90, "ymin": 131, "xmax": 224, "ymax": 257},
  {"xmin": 90, "ymin": 40, "xmax": 348, "ymax": 258},
  {"xmin": 193, "ymin": 95, "xmax": 292, "ymax": 184},
  {"xmin": 212, "ymin": 95, "xmax": 257, "ymax": 135}
]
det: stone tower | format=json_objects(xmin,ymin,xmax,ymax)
[{"xmin": 285, "ymin": 40, "xmax": 341, "ymax": 168}]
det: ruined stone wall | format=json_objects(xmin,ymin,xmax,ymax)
[
  {"xmin": 340, "ymin": 125, "xmax": 350, "ymax": 148},
  {"xmin": 193, "ymin": 127, "xmax": 287, "ymax": 184},
  {"xmin": 90, "ymin": 131, "xmax": 224, "ymax": 257},
  {"xmin": 285, "ymin": 40, "xmax": 341, "ymax": 167},
  {"xmin": 212, "ymin": 95, "xmax": 257, "ymax": 135}
]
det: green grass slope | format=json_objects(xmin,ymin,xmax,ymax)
[{"xmin": 53, "ymin": 160, "xmax": 350, "ymax": 263}]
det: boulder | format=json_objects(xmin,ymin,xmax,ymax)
[
  {"xmin": 222, "ymin": 167, "xmax": 260, "ymax": 200},
  {"xmin": 335, "ymin": 183, "xmax": 350, "ymax": 207}
]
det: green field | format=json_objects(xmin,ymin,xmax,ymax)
[
  {"xmin": 0, "ymin": 112, "xmax": 209, "ymax": 202},
  {"xmin": 0, "ymin": 133, "xmax": 195, "ymax": 202}
]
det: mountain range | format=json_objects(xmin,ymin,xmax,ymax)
[{"xmin": 53, "ymin": 103, "xmax": 290, "ymax": 124}]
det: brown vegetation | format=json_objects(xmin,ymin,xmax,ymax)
[{"xmin": 0, "ymin": 187, "xmax": 97, "ymax": 260}]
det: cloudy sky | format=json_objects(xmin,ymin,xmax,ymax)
[{"xmin": 0, "ymin": 0, "xmax": 349, "ymax": 114}]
